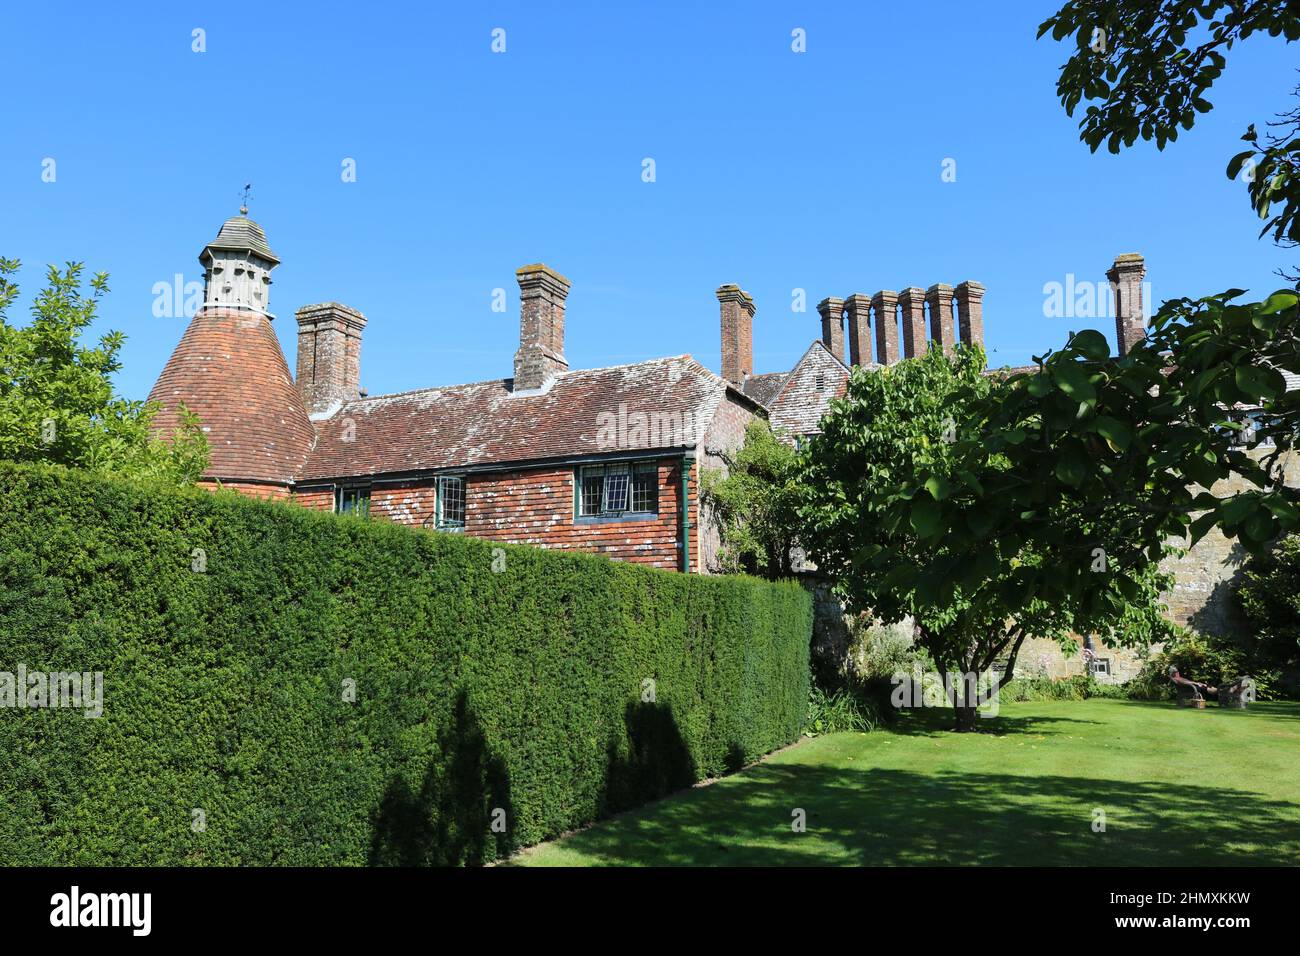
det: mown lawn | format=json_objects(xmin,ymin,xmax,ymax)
[{"xmin": 510, "ymin": 699, "xmax": 1300, "ymax": 866}]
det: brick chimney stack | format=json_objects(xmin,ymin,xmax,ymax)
[
  {"xmin": 926, "ymin": 283, "xmax": 956, "ymax": 355},
  {"xmin": 899, "ymin": 287, "xmax": 927, "ymax": 358},
  {"xmin": 872, "ymin": 290, "xmax": 900, "ymax": 365},
  {"xmin": 955, "ymin": 280, "xmax": 985, "ymax": 354},
  {"xmin": 816, "ymin": 297, "xmax": 846, "ymax": 364},
  {"xmin": 514, "ymin": 263, "xmax": 571, "ymax": 392},
  {"xmin": 844, "ymin": 294, "xmax": 873, "ymax": 366},
  {"xmin": 1107, "ymin": 253, "xmax": 1146, "ymax": 356},
  {"xmin": 295, "ymin": 302, "xmax": 368, "ymax": 416},
  {"xmin": 717, "ymin": 284, "xmax": 755, "ymax": 385}
]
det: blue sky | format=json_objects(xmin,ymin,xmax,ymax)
[{"xmin": 2, "ymin": 1, "xmax": 1296, "ymax": 401}]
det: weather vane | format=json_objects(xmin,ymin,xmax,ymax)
[{"xmin": 239, "ymin": 183, "xmax": 253, "ymax": 216}]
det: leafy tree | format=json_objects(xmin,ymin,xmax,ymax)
[
  {"xmin": 0, "ymin": 258, "xmax": 208, "ymax": 485},
  {"xmin": 1037, "ymin": 1, "xmax": 1300, "ymax": 545},
  {"xmin": 1234, "ymin": 534, "xmax": 1300, "ymax": 684},
  {"xmin": 1040, "ymin": 0, "xmax": 1300, "ymax": 260},
  {"xmin": 700, "ymin": 419, "xmax": 801, "ymax": 578},
  {"xmin": 800, "ymin": 346, "xmax": 1173, "ymax": 731}
]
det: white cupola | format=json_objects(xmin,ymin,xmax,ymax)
[{"xmin": 198, "ymin": 206, "xmax": 280, "ymax": 317}]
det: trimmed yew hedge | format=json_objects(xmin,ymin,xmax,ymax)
[{"xmin": 0, "ymin": 463, "xmax": 810, "ymax": 865}]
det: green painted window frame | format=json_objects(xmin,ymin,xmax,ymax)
[
  {"xmin": 436, "ymin": 475, "xmax": 466, "ymax": 531},
  {"xmin": 335, "ymin": 485, "xmax": 371, "ymax": 518},
  {"xmin": 576, "ymin": 462, "xmax": 658, "ymax": 520}
]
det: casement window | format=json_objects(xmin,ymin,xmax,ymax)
[
  {"xmin": 336, "ymin": 485, "xmax": 371, "ymax": 518},
  {"xmin": 436, "ymin": 475, "xmax": 466, "ymax": 530},
  {"xmin": 1088, "ymin": 658, "xmax": 1112, "ymax": 677},
  {"xmin": 577, "ymin": 462, "xmax": 659, "ymax": 518},
  {"xmin": 1233, "ymin": 410, "xmax": 1276, "ymax": 449}
]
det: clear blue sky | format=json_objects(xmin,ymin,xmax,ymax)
[{"xmin": 2, "ymin": 1, "xmax": 1296, "ymax": 401}]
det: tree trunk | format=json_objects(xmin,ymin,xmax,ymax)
[{"xmin": 953, "ymin": 705, "xmax": 980, "ymax": 732}]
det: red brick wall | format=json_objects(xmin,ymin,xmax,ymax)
[
  {"xmin": 292, "ymin": 457, "xmax": 695, "ymax": 571},
  {"xmin": 202, "ymin": 479, "xmax": 292, "ymax": 501}
]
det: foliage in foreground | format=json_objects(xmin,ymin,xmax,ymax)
[
  {"xmin": 700, "ymin": 418, "xmax": 803, "ymax": 578},
  {"xmin": 1128, "ymin": 627, "xmax": 1288, "ymax": 702},
  {"xmin": 804, "ymin": 685, "xmax": 880, "ymax": 737},
  {"xmin": 0, "ymin": 258, "xmax": 207, "ymax": 486},
  {"xmin": 1040, "ymin": 0, "xmax": 1300, "ymax": 263},
  {"xmin": 1234, "ymin": 533, "xmax": 1300, "ymax": 692},
  {"xmin": 800, "ymin": 346, "xmax": 1173, "ymax": 730},
  {"xmin": 0, "ymin": 462, "xmax": 811, "ymax": 865}
]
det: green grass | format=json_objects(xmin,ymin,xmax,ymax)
[{"xmin": 510, "ymin": 699, "xmax": 1300, "ymax": 866}]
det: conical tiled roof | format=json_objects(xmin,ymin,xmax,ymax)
[
  {"xmin": 201, "ymin": 215, "xmax": 279, "ymax": 264},
  {"xmin": 148, "ymin": 308, "xmax": 314, "ymax": 484}
]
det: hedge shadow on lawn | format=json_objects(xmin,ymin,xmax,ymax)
[
  {"xmin": 534, "ymin": 763, "xmax": 1300, "ymax": 866},
  {"xmin": 888, "ymin": 707, "xmax": 1105, "ymax": 737}
]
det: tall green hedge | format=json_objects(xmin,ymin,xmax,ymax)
[{"xmin": 0, "ymin": 463, "xmax": 810, "ymax": 865}]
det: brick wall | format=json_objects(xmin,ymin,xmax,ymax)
[
  {"xmin": 203, "ymin": 479, "xmax": 292, "ymax": 501},
  {"xmin": 468, "ymin": 463, "xmax": 685, "ymax": 570},
  {"xmin": 294, "ymin": 457, "xmax": 692, "ymax": 571}
]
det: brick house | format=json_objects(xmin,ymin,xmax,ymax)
[
  {"xmin": 151, "ymin": 213, "xmax": 983, "ymax": 573},
  {"xmin": 149, "ymin": 214, "xmax": 1295, "ymax": 681}
]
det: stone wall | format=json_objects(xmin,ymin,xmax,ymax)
[
  {"xmin": 1160, "ymin": 449, "xmax": 1299, "ymax": 639},
  {"xmin": 1013, "ymin": 634, "xmax": 1153, "ymax": 685}
]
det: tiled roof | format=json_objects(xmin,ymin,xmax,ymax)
[
  {"xmin": 148, "ymin": 308, "xmax": 314, "ymax": 484},
  {"xmin": 203, "ymin": 216, "xmax": 278, "ymax": 264},
  {"xmin": 299, "ymin": 354, "xmax": 739, "ymax": 481},
  {"xmin": 766, "ymin": 340, "xmax": 852, "ymax": 437},
  {"xmin": 742, "ymin": 371, "xmax": 789, "ymax": 407}
]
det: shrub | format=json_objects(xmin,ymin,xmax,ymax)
[
  {"xmin": 845, "ymin": 615, "xmax": 920, "ymax": 683},
  {"xmin": 1128, "ymin": 628, "xmax": 1282, "ymax": 701},
  {"xmin": 1233, "ymin": 534, "xmax": 1300, "ymax": 696},
  {"xmin": 997, "ymin": 673, "xmax": 1128, "ymax": 702},
  {"xmin": 804, "ymin": 685, "xmax": 879, "ymax": 736},
  {"xmin": 834, "ymin": 614, "xmax": 929, "ymax": 724},
  {"xmin": 0, "ymin": 463, "xmax": 811, "ymax": 865}
]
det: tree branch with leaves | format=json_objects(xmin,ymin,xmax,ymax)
[{"xmin": 0, "ymin": 258, "xmax": 208, "ymax": 485}]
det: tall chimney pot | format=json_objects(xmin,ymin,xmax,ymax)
[
  {"xmin": 844, "ymin": 294, "xmax": 873, "ymax": 366},
  {"xmin": 1107, "ymin": 253, "xmax": 1146, "ymax": 356},
  {"xmin": 816, "ymin": 297, "xmax": 846, "ymax": 364},
  {"xmin": 871, "ymin": 290, "xmax": 900, "ymax": 365},
  {"xmin": 717, "ymin": 284, "xmax": 755, "ymax": 385},
  {"xmin": 955, "ymin": 280, "xmax": 986, "ymax": 358},
  {"xmin": 926, "ymin": 283, "xmax": 956, "ymax": 355},
  {"xmin": 899, "ymin": 287, "xmax": 927, "ymax": 358},
  {"xmin": 514, "ymin": 263, "xmax": 571, "ymax": 392},
  {"xmin": 295, "ymin": 302, "xmax": 367, "ymax": 416}
]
